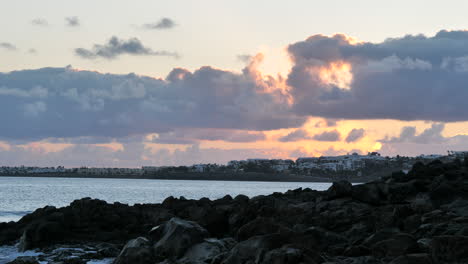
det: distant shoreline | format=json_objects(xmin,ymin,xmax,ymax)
[{"xmin": 0, "ymin": 172, "xmax": 372, "ymax": 183}]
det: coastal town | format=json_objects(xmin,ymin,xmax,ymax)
[{"xmin": 1, "ymin": 151, "xmax": 467, "ymax": 178}]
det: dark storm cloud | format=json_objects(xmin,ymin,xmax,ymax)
[
  {"xmin": 0, "ymin": 65, "xmax": 305, "ymax": 141},
  {"xmin": 142, "ymin": 18, "xmax": 176, "ymax": 30},
  {"xmin": 65, "ymin": 16, "xmax": 80, "ymax": 27},
  {"xmin": 312, "ymin": 130, "xmax": 341, "ymax": 142},
  {"xmin": 0, "ymin": 42, "xmax": 16, "ymax": 51},
  {"xmin": 278, "ymin": 129, "xmax": 311, "ymax": 142},
  {"xmin": 287, "ymin": 30, "xmax": 468, "ymax": 122},
  {"xmin": 75, "ymin": 36, "xmax": 179, "ymax": 59},
  {"xmin": 345, "ymin": 128, "xmax": 365, "ymax": 143}
]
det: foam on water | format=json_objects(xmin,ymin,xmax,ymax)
[
  {"xmin": 0, "ymin": 246, "xmax": 114, "ymax": 264},
  {"xmin": 0, "ymin": 246, "xmax": 42, "ymax": 264}
]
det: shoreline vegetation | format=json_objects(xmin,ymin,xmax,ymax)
[{"xmin": 1, "ymin": 159, "xmax": 468, "ymax": 263}]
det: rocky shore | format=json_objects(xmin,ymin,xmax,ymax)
[{"xmin": 1, "ymin": 160, "xmax": 468, "ymax": 263}]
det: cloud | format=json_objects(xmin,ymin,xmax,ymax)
[
  {"xmin": 65, "ymin": 16, "xmax": 80, "ymax": 27},
  {"xmin": 142, "ymin": 18, "xmax": 176, "ymax": 30},
  {"xmin": 278, "ymin": 129, "xmax": 311, "ymax": 142},
  {"xmin": 23, "ymin": 101, "xmax": 47, "ymax": 117},
  {"xmin": 237, "ymin": 54, "xmax": 252, "ymax": 63},
  {"xmin": 0, "ymin": 42, "xmax": 16, "ymax": 51},
  {"xmin": 0, "ymin": 64, "xmax": 304, "ymax": 141},
  {"xmin": 31, "ymin": 18, "xmax": 48, "ymax": 26},
  {"xmin": 289, "ymin": 147, "xmax": 311, "ymax": 158},
  {"xmin": 153, "ymin": 129, "xmax": 266, "ymax": 144},
  {"xmin": 0, "ymin": 141, "xmax": 280, "ymax": 167},
  {"xmin": 75, "ymin": 36, "xmax": 179, "ymax": 60},
  {"xmin": 381, "ymin": 123, "xmax": 446, "ymax": 144},
  {"xmin": 345, "ymin": 128, "xmax": 365, "ymax": 143},
  {"xmin": 314, "ymin": 119, "xmax": 339, "ymax": 128},
  {"xmin": 378, "ymin": 123, "xmax": 468, "ymax": 156},
  {"xmin": 312, "ymin": 130, "xmax": 341, "ymax": 141},
  {"xmin": 287, "ymin": 30, "xmax": 468, "ymax": 122}
]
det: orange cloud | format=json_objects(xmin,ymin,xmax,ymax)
[{"xmin": 245, "ymin": 53, "xmax": 294, "ymax": 105}]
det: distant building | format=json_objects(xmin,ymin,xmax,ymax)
[{"xmin": 448, "ymin": 150, "xmax": 468, "ymax": 159}]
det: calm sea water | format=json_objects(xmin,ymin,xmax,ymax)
[{"xmin": 0, "ymin": 176, "xmax": 331, "ymax": 223}]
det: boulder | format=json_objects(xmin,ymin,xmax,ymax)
[
  {"xmin": 221, "ymin": 233, "xmax": 289, "ymax": 264},
  {"xmin": 260, "ymin": 247, "xmax": 305, "ymax": 264},
  {"xmin": 326, "ymin": 180, "xmax": 353, "ymax": 199},
  {"xmin": 236, "ymin": 217, "xmax": 289, "ymax": 241},
  {"xmin": 153, "ymin": 217, "xmax": 210, "ymax": 260},
  {"xmin": 18, "ymin": 221, "xmax": 65, "ymax": 251},
  {"xmin": 371, "ymin": 233, "xmax": 418, "ymax": 257},
  {"xmin": 179, "ymin": 238, "xmax": 236, "ymax": 264},
  {"xmin": 430, "ymin": 235, "xmax": 468, "ymax": 262},
  {"xmin": 6, "ymin": 256, "xmax": 39, "ymax": 264},
  {"xmin": 352, "ymin": 183, "xmax": 385, "ymax": 205},
  {"xmin": 389, "ymin": 254, "xmax": 432, "ymax": 264},
  {"xmin": 113, "ymin": 237, "xmax": 154, "ymax": 264}
]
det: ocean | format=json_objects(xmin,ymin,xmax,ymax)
[{"xmin": 0, "ymin": 176, "xmax": 332, "ymax": 223}]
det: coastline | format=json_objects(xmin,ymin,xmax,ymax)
[
  {"xmin": 0, "ymin": 172, "xmax": 372, "ymax": 183},
  {"xmin": 1, "ymin": 161, "xmax": 468, "ymax": 263}
]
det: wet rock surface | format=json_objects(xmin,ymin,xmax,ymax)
[{"xmin": 1, "ymin": 160, "xmax": 468, "ymax": 263}]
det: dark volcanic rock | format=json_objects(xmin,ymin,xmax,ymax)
[
  {"xmin": 2, "ymin": 160, "xmax": 468, "ymax": 263},
  {"xmin": 153, "ymin": 217, "xmax": 210, "ymax": 260},
  {"xmin": 113, "ymin": 237, "xmax": 153, "ymax": 264},
  {"xmin": 326, "ymin": 180, "xmax": 353, "ymax": 199},
  {"xmin": 236, "ymin": 217, "xmax": 290, "ymax": 241},
  {"xmin": 430, "ymin": 235, "xmax": 468, "ymax": 263},
  {"xmin": 6, "ymin": 256, "xmax": 39, "ymax": 264}
]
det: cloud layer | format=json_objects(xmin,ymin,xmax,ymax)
[
  {"xmin": 345, "ymin": 128, "xmax": 365, "ymax": 143},
  {"xmin": 0, "ymin": 62, "xmax": 304, "ymax": 141},
  {"xmin": 142, "ymin": 18, "xmax": 176, "ymax": 30},
  {"xmin": 75, "ymin": 36, "xmax": 179, "ymax": 59},
  {"xmin": 312, "ymin": 130, "xmax": 341, "ymax": 142},
  {"xmin": 65, "ymin": 16, "xmax": 80, "ymax": 27},
  {"xmin": 288, "ymin": 30, "xmax": 468, "ymax": 122},
  {"xmin": 0, "ymin": 42, "xmax": 16, "ymax": 51}
]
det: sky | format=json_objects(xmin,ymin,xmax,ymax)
[{"xmin": 2, "ymin": 0, "xmax": 468, "ymax": 167}]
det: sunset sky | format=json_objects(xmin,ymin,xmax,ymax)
[{"xmin": 2, "ymin": 0, "xmax": 468, "ymax": 167}]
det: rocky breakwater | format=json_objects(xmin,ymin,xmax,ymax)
[{"xmin": 1, "ymin": 159, "xmax": 468, "ymax": 263}]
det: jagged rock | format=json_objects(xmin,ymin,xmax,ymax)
[
  {"xmin": 236, "ymin": 217, "xmax": 290, "ymax": 241},
  {"xmin": 221, "ymin": 234, "xmax": 288, "ymax": 264},
  {"xmin": 1, "ymin": 160, "xmax": 468, "ymax": 263},
  {"xmin": 113, "ymin": 237, "xmax": 154, "ymax": 264},
  {"xmin": 261, "ymin": 247, "xmax": 306, "ymax": 264},
  {"xmin": 327, "ymin": 180, "xmax": 353, "ymax": 199},
  {"xmin": 62, "ymin": 258, "xmax": 87, "ymax": 264},
  {"xmin": 389, "ymin": 253, "xmax": 432, "ymax": 264},
  {"xmin": 371, "ymin": 233, "xmax": 418, "ymax": 257},
  {"xmin": 297, "ymin": 226, "xmax": 347, "ymax": 251},
  {"xmin": 362, "ymin": 228, "xmax": 400, "ymax": 248},
  {"xmin": 6, "ymin": 256, "xmax": 39, "ymax": 264},
  {"xmin": 352, "ymin": 183, "xmax": 385, "ymax": 205},
  {"xmin": 430, "ymin": 235, "xmax": 468, "ymax": 262},
  {"xmin": 18, "ymin": 221, "xmax": 65, "ymax": 251},
  {"xmin": 179, "ymin": 238, "xmax": 236, "ymax": 263},
  {"xmin": 343, "ymin": 245, "xmax": 371, "ymax": 257},
  {"xmin": 153, "ymin": 217, "xmax": 210, "ymax": 260}
]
